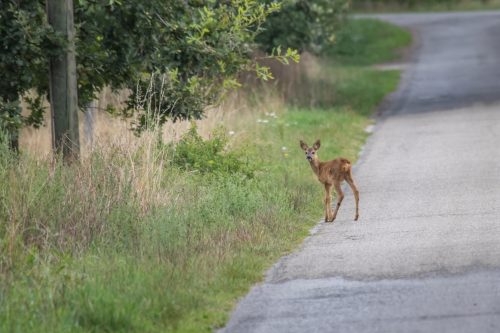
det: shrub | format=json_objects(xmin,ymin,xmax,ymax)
[
  {"xmin": 256, "ymin": 0, "xmax": 350, "ymax": 54},
  {"xmin": 172, "ymin": 125, "xmax": 256, "ymax": 178}
]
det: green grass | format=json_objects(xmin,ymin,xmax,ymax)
[
  {"xmin": 351, "ymin": 0, "xmax": 500, "ymax": 13},
  {"xmin": 0, "ymin": 19, "xmax": 409, "ymax": 333},
  {"xmin": 329, "ymin": 18, "xmax": 412, "ymax": 66}
]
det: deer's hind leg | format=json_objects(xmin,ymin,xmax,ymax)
[
  {"xmin": 323, "ymin": 183, "xmax": 333, "ymax": 222},
  {"xmin": 331, "ymin": 181, "xmax": 344, "ymax": 222},
  {"xmin": 345, "ymin": 172, "xmax": 360, "ymax": 221}
]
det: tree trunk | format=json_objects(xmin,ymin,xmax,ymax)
[{"xmin": 47, "ymin": 0, "xmax": 80, "ymax": 161}]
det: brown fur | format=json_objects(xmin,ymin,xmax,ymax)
[{"xmin": 300, "ymin": 139, "xmax": 359, "ymax": 222}]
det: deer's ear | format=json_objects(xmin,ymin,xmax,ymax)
[
  {"xmin": 313, "ymin": 139, "xmax": 321, "ymax": 150},
  {"xmin": 299, "ymin": 140, "xmax": 308, "ymax": 150}
]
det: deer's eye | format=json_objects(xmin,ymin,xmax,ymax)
[
  {"xmin": 312, "ymin": 151, "xmax": 315, "ymax": 154},
  {"xmin": 305, "ymin": 152, "xmax": 307, "ymax": 155}
]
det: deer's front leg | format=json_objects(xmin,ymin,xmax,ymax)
[{"xmin": 324, "ymin": 184, "xmax": 333, "ymax": 222}]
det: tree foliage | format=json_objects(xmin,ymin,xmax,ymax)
[
  {"xmin": 0, "ymin": 0, "xmax": 61, "ymax": 148},
  {"xmin": 256, "ymin": 0, "xmax": 350, "ymax": 54},
  {"xmin": 0, "ymin": 0, "xmax": 299, "ymax": 144}
]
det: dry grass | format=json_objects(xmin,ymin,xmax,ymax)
[
  {"xmin": 19, "ymin": 84, "xmax": 282, "ymax": 159},
  {"xmin": 19, "ymin": 52, "xmax": 324, "ymax": 157}
]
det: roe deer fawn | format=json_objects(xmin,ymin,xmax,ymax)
[{"xmin": 300, "ymin": 139, "xmax": 359, "ymax": 222}]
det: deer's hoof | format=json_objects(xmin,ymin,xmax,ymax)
[{"xmin": 354, "ymin": 214, "xmax": 359, "ymax": 221}]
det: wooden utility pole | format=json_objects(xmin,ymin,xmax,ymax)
[
  {"xmin": 84, "ymin": 100, "xmax": 97, "ymax": 148},
  {"xmin": 47, "ymin": 0, "xmax": 80, "ymax": 160}
]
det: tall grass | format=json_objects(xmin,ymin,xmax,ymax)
[
  {"xmin": 1, "ymin": 18, "xmax": 410, "ymax": 332},
  {"xmin": 1, "ymin": 95, "xmax": 322, "ymax": 332}
]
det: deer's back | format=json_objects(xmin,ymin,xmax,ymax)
[{"xmin": 319, "ymin": 158, "xmax": 352, "ymax": 183}]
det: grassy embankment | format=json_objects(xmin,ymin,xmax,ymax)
[
  {"xmin": 0, "ymin": 19, "xmax": 410, "ymax": 332},
  {"xmin": 351, "ymin": 0, "xmax": 500, "ymax": 12}
]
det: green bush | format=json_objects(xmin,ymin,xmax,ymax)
[
  {"xmin": 172, "ymin": 125, "xmax": 256, "ymax": 178},
  {"xmin": 256, "ymin": 0, "xmax": 350, "ymax": 54}
]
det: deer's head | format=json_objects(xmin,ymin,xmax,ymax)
[{"xmin": 300, "ymin": 139, "xmax": 320, "ymax": 162}]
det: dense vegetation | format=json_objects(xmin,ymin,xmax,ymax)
[
  {"xmin": 0, "ymin": 16, "xmax": 411, "ymax": 332},
  {"xmin": 256, "ymin": 0, "xmax": 350, "ymax": 54},
  {"xmin": 0, "ymin": 0, "xmax": 297, "ymax": 151}
]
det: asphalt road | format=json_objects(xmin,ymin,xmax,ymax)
[{"xmin": 222, "ymin": 11, "xmax": 500, "ymax": 333}]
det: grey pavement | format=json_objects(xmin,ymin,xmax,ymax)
[{"xmin": 222, "ymin": 11, "xmax": 500, "ymax": 333}]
